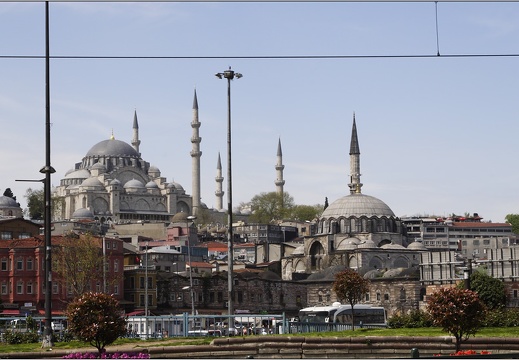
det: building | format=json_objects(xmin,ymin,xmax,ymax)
[
  {"xmin": 281, "ymin": 115, "xmax": 420, "ymax": 281},
  {"xmin": 0, "ymin": 218, "xmax": 41, "ymax": 240},
  {"xmin": 402, "ymin": 214, "xmax": 514, "ymax": 251},
  {"xmin": 0, "ymin": 234, "xmax": 124, "ymax": 314},
  {"xmin": 53, "ymin": 110, "xmax": 194, "ymax": 224}
]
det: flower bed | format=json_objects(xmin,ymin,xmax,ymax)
[{"xmin": 63, "ymin": 352, "xmax": 150, "ymax": 359}]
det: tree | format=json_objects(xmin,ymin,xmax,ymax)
[
  {"xmin": 332, "ymin": 268, "xmax": 370, "ymax": 331},
  {"xmin": 3, "ymin": 188, "xmax": 16, "ymax": 202},
  {"xmin": 505, "ymin": 214, "xmax": 519, "ymax": 234},
  {"xmin": 66, "ymin": 292, "xmax": 127, "ymax": 355},
  {"xmin": 427, "ymin": 287, "xmax": 486, "ymax": 352},
  {"xmin": 248, "ymin": 191, "xmax": 294, "ymax": 223},
  {"xmin": 288, "ymin": 204, "xmax": 322, "ymax": 222},
  {"xmin": 457, "ymin": 270, "xmax": 506, "ymax": 310},
  {"xmin": 25, "ymin": 188, "xmax": 44, "ymax": 220},
  {"xmin": 53, "ymin": 234, "xmax": 121, "ymax": 298}
]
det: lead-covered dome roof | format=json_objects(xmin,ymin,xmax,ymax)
[
  {"xmin": 86, "ymin": 139, "xmax": 139, "ymax": 158},
  {"xmin": 0, "ymin": 196, "xmax": 18, "ymax": 208},
  {"xmin": 321, "ymin": 193, "xmax": 395, "ymax": 219}
]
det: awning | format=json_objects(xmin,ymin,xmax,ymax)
[{"xmin": 0, "ymin": 309, "xmax": 20, "ymax": 316}]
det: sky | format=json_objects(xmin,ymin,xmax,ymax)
[{"xmin": 1, "ymin": 1, "xmax": 519, "ymax": 223}]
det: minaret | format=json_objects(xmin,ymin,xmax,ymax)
[
  {"xmin": 190, "ymin": 89, "xmax": 202, "ymax": 215},
  {"xmin": 275, "ymin": 138, "xmax": 285, "ymax": 196},
  {"xmin": 348, "ymin": 113, "xmax": 363, "ymax": 194},
  {"xmin": 131, "ymin": 110, "xmax": 141, "ymax": 156},
  {"xmin": 215, "ymin": 152, "xmax": 224, "ymax": 211}
]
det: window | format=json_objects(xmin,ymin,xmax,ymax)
[
  {"xmin": 1, "ymin": 258, "xmax": 7, "ymax": 271},
  {"xmin": 384, "ymin": 293, "xmax": 389, "ymax": 301},
  {"xmin": 52, "ymin": 282, "xmax": 59, "ymax": 294},
  {"xmin": 114, "ymin": 285, "xmax": 119, "ymax": 295},
  {"xmin": 17, "ymin": 281, "xmax": 23, "ymax": 294},
  {"xmin": 1, "ymin": 282, "xmax": 7, "ymax": 295},
  {"xmin": 1, "ymin": 231, "xmax": 13, "ymax": 240},
  {"xmin": 19, "ymin": 232, "xmax": 31, "ymax": 239},
  {"xmin": 114, "ymin": 259, "xmax": 119, "ymax": 272},
  {"xmin": 139, "ymin": 277, "xmax": 145, "ymax": 289},
  {"xmin": 16, "ymin": 259, "xmax": 23, "ymax": 270},
  {"xmin": 96, "ymin": 282, "xmax": 101, "ymax": 292},
  {"xmin": 140, "ymin": 294, "xmax": 145, "ymax": 306},
  {"xmin": 27, "ymin": 258, "xmax": 33, "ymax": 271},
  {"xmin": 27, "ymin": 282, "xmax": 33, "ymax": 294}
]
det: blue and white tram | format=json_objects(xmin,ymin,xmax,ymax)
[{"xmin": 295, "ymin": 302, "xmax": 387, "ymax": 331}]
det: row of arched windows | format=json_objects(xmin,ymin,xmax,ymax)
[{"xmin": 319, "ymin": 216, "xmax": 400, "ymax": 234}]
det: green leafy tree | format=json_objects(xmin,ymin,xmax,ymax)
[
  {"xmin": 505, "ymin": 214, "xmax": 519, "ymax": 234},
  {"xmin": 288, "ymin": 204, "xmax": 323, "ymax": 222},
  {"xmin": 332, "ymin": 268, "xmax": 370, "ymax": 331},
  {"xmin": 457, "ymin": 270, "xmax": 506, "ymax": 310},
  {"xmin": 248, "ymin": 191, "xmax": 294, "ymax": 223},
  {"xmin": 66, "ymin": 292, "xmax": 127, "ymax": 355},
  {"xmin": 25, "ymin": 188, "xmax": 44, "ymax": 220},
  {"xmin": 427, "ymin": 287, "xmax": 486, "ymax": 352}
]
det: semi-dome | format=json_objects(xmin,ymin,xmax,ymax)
[
  {"xmin": 321, "ymin": 193, "xmax": 395, "ymax": 219},
  {"xmin": 86, "ymin": 138, "xmax": 139, "ymax": 158},
  {"xmin": 0, "ymin": 196, "xmax": 18, "ymax": 208}
]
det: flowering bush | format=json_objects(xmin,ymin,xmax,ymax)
[
  {"xmin": 63, "ymin": 352, "xmax": 150, "ymax": 359},
  {"xmin": 434, "ymin": 350, "xmax": 491, "ymax": 357}
]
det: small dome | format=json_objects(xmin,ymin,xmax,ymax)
[
  {"xmin": 81, "ymin": 177, "xmax": 105, "ymax": 188},
  {"xmin": 91, "ymin": 163, "xmax": 107, "ymax": 172},
  {"xmin": 124, "ymin": 179, "xmax": 145, "ymax": 189},
  {"xmin": 407, "ymin": 241, "xmax": 428, "ymax": 251},
  {"xmin": 364, "ymin": 269, "xmax": 383, "ymax": 279},
  {"xmin": 322, "ymin": 193, "xmax": 395, "ymax": 219},
  {"xmin": 358, "ymin": 239, "xmax": 377, "ymax": 249},
  {"xmin": 65, "ymin": 168, "xmax": 75, "ymax": 176},
  {"xmin": 336, "ymin": 237, "xmax": 360, "ymax": 251},
  {"xmin": 71, "ymin": 208, "xmax": 94, "ymax": 219},
  {"xmin": 171, "ymin": 212, "xmax": 189, "ymax": 222},
  {"xmin": 86, "ymin": 138, "xmax": 139, "ymax": 158},
  {"xmin": 381, "ymin": 242, "xmax": 406, "ymax": 250},
  {"xmin": 65, "ymin": 169, "xmax": 91, "ymax": 179},
  {"xmin": 145, "ymin": 181, "xmax": 159, "ymax": 189},
  {"xmin": 110, "ymin": 179, "xmax": 121, "ymax": 185},
  {"xmin": 0, "ymin": 196, "xmax": 18, "ymax": 208}
]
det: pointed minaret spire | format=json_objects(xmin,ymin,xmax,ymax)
[
  {"xmin": 131, "ymin": 110, "xmax": 141, "ymax": 155},
  {"xmin": 275, "ymin": 137, "xmax": 285, "ymax": 196},
  {"xmin": 215, "ymin": 152, "xmax": 224, "ymax": 211},
  {"xmin": 348, "ymin": 113, "xmax": 363, "ymax": 194},
  {"xmin": 190, "ymin": 88, "xmax": 202, "ymax": 216}
]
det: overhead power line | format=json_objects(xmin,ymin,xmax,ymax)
[{"xmin": 1, "ymin": 53, "xmax": 519, "ymax": 60}]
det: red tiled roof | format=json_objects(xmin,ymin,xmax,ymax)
[{"xmin": 451, "ymin": 222, "xmax": 511, "ymax": 228}]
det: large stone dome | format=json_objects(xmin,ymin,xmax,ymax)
[
  {"xmin": 86, "ymin": 138, "xmax": 139, "ymax": 158},
  {"xmin": 321, "ymin": 193, "xmax": 395, "ymax": 219}
]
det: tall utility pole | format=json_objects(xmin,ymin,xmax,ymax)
[
  {"xmin": 215, "ymin": 67, "xmax": 242, "ymax": 320},
  {"xmin": 41, "ymin": 1, "xmax": 56, "ymax": 348}
]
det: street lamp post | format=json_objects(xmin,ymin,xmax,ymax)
[
  {"xmin": 144, "ymin": 242, "xmax": 149, "ymax": 339},
  {"xmin": 186, "ymin": 215, "xmax": 197, "ymax": 321},
  {"xmin": 215, "ymin": 67, "xmax": 242, "ymax": 320}
]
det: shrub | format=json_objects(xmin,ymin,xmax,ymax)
[
  {"xmin": 388, "ymin": 309, "xmax": 433, "ymax": 328},
  {"xmin": 3, "ymin": 330, "xmax": 40, "ymax": 344}
]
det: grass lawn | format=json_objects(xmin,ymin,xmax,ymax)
[{"xmin": 3, "ymin": 327, "xmax": 519, "ymax": 354}]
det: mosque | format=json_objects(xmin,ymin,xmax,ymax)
[
  {"xmin": 52, "ymin": 91, "xmax": 205, "ymax": 224},
  {"xmin": 281, "ymin": 115, "xmax": 426, "ymax": 281}
]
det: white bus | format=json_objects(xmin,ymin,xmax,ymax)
[{"xmin": 296, "ymin": 302, "xmax": 387, "ymax": 330}]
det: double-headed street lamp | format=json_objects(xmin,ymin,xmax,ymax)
[{"xmin": 215, "ymin": 67, "xmax": 242, "ymax": 318}]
